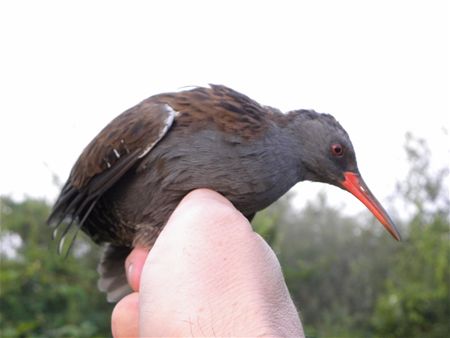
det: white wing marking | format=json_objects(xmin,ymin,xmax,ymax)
[
  {"xmin": 138, "ymin": 104, "xmax": 178, "ymax": 159},
  {"xmin": 174, "ymin": 84, "xmax": 210, "ymax": 93}
]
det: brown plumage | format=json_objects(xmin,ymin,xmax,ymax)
[
  {"xmin": 48, "ymin": 84, "xmax": 400, "ymax": 302},
  {"xmin": 161, "ymin": 85, "xmax": 271, "ymax": 139}
]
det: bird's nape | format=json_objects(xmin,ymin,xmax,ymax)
[{"xmin": 341, "ymin": 171, "xmax": 401, "ymax": 241}]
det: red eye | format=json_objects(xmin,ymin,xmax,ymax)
[{"xmin": 331, "ymin": 143, "xmax": 344, "ymax": 157}]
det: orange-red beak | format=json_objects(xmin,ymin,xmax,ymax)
[{"xmin": 341, "ymin": 172, "xmax": 401, "ymax": 241}]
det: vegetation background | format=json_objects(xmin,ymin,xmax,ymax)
[{"xmin": 1, "ymin": 134, "xmax": 448, "ymax": 338}]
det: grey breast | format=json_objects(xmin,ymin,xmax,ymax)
[{"xmin": 112, "ymin": 124, "xmax": 300, "ymax": 233}]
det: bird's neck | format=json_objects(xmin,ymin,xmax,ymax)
[
  {"xmin": 259, "ymin": 121, "xmax": 303, "ymax": 183},
  {"xmin": 270, "ymin": 110, "xmax": 316, "ymax": 182}
]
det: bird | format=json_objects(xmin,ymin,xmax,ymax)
[{"xmin": 48, "ymin": 84, "xmax": 401, "ymax": 302}]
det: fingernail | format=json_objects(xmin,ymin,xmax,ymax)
[{"xmin": 127, "ymin": 263, "xmax": 133, "ymax": 284}]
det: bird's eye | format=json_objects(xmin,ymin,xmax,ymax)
[{"xmin": 331, "ymin": 143, "xmax": 344, "ymax": 157}]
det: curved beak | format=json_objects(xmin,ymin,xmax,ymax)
[{"xmin": 341, "ymin": 172, "xmax": 401, "ymax": 241}]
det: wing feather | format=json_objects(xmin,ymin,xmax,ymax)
[{"xmin": 48, "ymin": 101, "xmax": 177, "ymax": 254}]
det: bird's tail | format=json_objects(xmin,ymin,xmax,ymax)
[{"xmin": 97, "ymin": 244, "xmax": 133, "ymax": 302}]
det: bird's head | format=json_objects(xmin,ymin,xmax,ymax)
[{"xmin": 288, "ymin": 110, "xmax": 401, "ymax": 241}]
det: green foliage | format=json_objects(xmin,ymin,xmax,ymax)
[
  {"xmin": 371, "ymin": 134, "xmax": 450, "ymax": 338},
  {"xmin": 372, "ymin": 218, "xmax": 449, "ymax": 338},
  {"xmin": 0, "ymin": 197, "xmax": 113, "ymax": 337},
  {"xmin": 253, "ymin": 191, "xmax": 292, "ymax": 247}
]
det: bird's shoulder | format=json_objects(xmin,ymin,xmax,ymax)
[{"xmin": 154, "ymin": 84, "xmax": 275, "ymax": 140}]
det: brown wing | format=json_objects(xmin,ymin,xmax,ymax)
[
  {"xmin": 155, "ymin": 84, "xmax": 270, "ymax": 140},
  {"xmin": 71, "ymin": 101, "xmax": 176, "ymax": 189},
  {"xmin": 48, "ymin": 100, "xmax": 177, "ymax": 252}
]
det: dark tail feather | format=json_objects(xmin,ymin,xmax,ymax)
[
  {"xmin": 48, "ymin": 181, "xmax": 100, "ymax": 257},
  {"xmin": 97, "ymin": 244, "xmax": 133, "ymax": 302}
]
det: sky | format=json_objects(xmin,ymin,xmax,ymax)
[{"xmin": 0, "ymin": 1, "xmax": 449, "ymax": 217}]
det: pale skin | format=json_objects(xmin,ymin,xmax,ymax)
[{"xmin": 111, "ymin": 189, "xmax": 304, "ymax": 337}]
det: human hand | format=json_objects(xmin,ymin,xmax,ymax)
[{"xmin": 111, "ymin": 189, "xmax": 304, "ymax": 337}]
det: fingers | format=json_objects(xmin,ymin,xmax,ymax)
[
  {"xmin": 116, "ymin": 189, "xmax": 303, "ymax": 337},
  {"xmin": 111, "ymin": 292, "xmax": 139, "ymax": 338},
  {"xmin": 123, "ymin": 189, "xmax": 231, "ymax": 293},
  {"xmin": 113, "ymin": 248, "xmax": 148, "ymax": 337},
  {"xmin": 125, "ymin": 246, "xmax": 149, "ymax": 291},
  {"xmin": 137, "ymin": 189, "xmax": 280, "ymax": 336},
  {"xmin": 123, "ymin": 189, "xmax": 238, "ymax": 293}
]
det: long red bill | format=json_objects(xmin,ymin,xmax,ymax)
[{"xmin": 341, "ymin": 171, "xmax": 401, "ymax": 241}]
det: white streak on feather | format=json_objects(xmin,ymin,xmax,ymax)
[
  {"xmin": 113, "ymin": 148, "xmax": 120, "ymax": 158},
  {"xmin": 174, "ymin": 84, "xmax": 210, "ymax": 93},
  {"xmin": 58, "ymin": 234, "xmax": 66, "ymax": 254},
  {"xmin": 138, "ymin": 104, "xmax": 177, "ymax": 158},
  {"xmin": 52, "ymin": 227, "xmax": 59, "ymax": 240}
]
